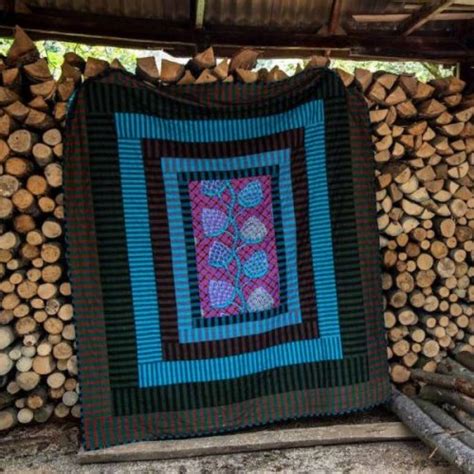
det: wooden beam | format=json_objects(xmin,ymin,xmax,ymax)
[
  {"xmin": 400, "ymin": 0, "xmax": 456, "ymax": 36},
  {"xmin": 194, "ymin": 0, "xmax": 206, "ymax": 29},
  {"xmin": 353, "ymin": 12, "xmax": 474, "ymax": 22},
  {"xmin": 77, "ymin": 422, "xmax": 415, "ymax": 464},
  {"xmin": 0, "ymin": 10, "xmax": 471, "ymax": 61},
  {"xmin": 321, "ymin": 0, "xmax": 345, "ymax": 57},
  {"xmin": 319, "ymin": 0, "xmax": 345, "ymax": 36},
  {"xmin": 328, "ymin": 0, "xmax": 344, "ymax": 35}
]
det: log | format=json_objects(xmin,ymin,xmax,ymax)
[
  {"xmin": 413, "ymin": 398, "xmax": 474, "ymax": 450},
  {"xmin": 189, "ymin": 47, "xmax": 216, "ymax": 72},
  {"xmin": 229, "ymin": 48, "xmax": 261, "ymax": 72},
  {"xmin": 195, "ymin": 70, "xmax": 218, "ymax": 84},
  {"xmin": 6, "ymin": 26, "xmax": 39, "ymax": 66},
  {"xmin": 159, "ymin": 59, "xmax": 185, "ymax": 83},
  {"xmin": 7, "ymin": 129, "xmax": 36, "ymax": 155},
  {"xmin": 438, "ymin": 358, "xmax": 474, "ymax": 384},
  {"xmin": 455, "ymin": 352, "xmax": 474, "ymax": 372},
  {"xmin": 84, "ymin": 57, "xmax": 109, "ymax": 79},
  {"xmin": 0, "ymin": 408, "xmax": 17, "ymax": 431},
  {"xmin": 390, "ymin": 389, "xmax": 474, "ymax": 473},
  {"xmin": 419, "ymin": 385, "xmax": 474, "ymax": 416},
  {"xmin": 445, "ymin": 406, "xmax": 474, "ymax": 432},
  {"xmin": 411, "ymin": 369, "xmax": 474, "ymax": 398},
  {"xmin": 136, "ymin": 57, "xmax": 159, "ymax": 83},
  {"xmin": 24, "ymin": 59, "xmax": 53, "ymax": 83}
]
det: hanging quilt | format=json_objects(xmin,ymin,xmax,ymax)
[{"xmin": 64, "ymin": 68, "xmax": 390, "ymax": 450}]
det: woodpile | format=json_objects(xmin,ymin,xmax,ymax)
[
  {"xmin": 355, "ymin": 69, "xmax": 474, "ymax": 396},
  {"xmin": 0, "ymin": 28, "xmax": 78, "ymax": 431},
  {"xmin": 0, "ymin": 26, "xmax": 472, "ymax": 430}
]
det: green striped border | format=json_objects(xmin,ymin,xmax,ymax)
[{"xmin": 64, "ymin": 69, "xmax": 390, "ymax": 450}]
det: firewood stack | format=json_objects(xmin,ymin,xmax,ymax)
[
  {"xmin": 0, "ymin": 26, "xmax": 472, "ymax": 430},
  {"xmin": 0, "ymin": 27, "xmax": 78, "ymax": 431},
  {"xmin": 347, "ymin": 70, "xmax": 474, "ymax": 396}
]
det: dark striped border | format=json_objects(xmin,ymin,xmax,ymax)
[
  {"xmin": 64, "ymin": 69, "xmax": 390, "ymax": 450},
  {"xmin": 142, "ymin": 131, "xmax": 320, "ymax": 361}
]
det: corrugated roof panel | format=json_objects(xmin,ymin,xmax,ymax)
[
  {"xmin": 204, "ymin": 0, "xmax": 328, "ymax": 30},
  {"xmin": 19, "ymin": 0, "xmax": 474, "ymax": 35},
  {"xmin": 25, "ymin": 0, "xmax": 191, "ymax": 21}
]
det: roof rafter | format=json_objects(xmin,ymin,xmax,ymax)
[
  {"xmin": 194, "ymin": 0, "xmax": 206, "ymax": 29},
  {"xmin": 319, "ymin": 0, "xmax": 345, "ymax": 36},
  {"xmin": 328, "ymin": 0, "xmax": 344, "ymax": 35},
  {"xmin": 400, "ymin": 0, "xmax": 456, "ymax": 36},
  {"xmin": 353, "ymin": 12, "xmax": 474, "ymax": 22}
]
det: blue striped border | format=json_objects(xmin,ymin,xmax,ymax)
[
  {"xmin": 114, "ymin": 98, "xmax": 343, "ymax": 387},
  {"xmin": 162, "ymin": 149, "xmax": 302, "ymax": 343}
]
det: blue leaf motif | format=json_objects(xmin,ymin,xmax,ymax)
[
  {"xmin": 247, "ymin": 287, "xmax": 274, "ymax": 311},
  {"xmin": 201, "ymin": 180, "xmax": 227, "ymax": 197},
  {"xmin": 240, "ymin": 216, "xmax": 267, "ymax": 244},
  {"xmin": 208, "ymin": 241, "xmax": 232, "ymax": 269},
  {"xmin": 202, "ymin": 208, "xmax": 228, "ymax": 237},
  {"xmin": 209, "ymin": 280, "xmax": 235, "ymax": 309},
  {"xmin": 243, "ymin": 250, "xmax": 269, "ymax": 279},
  {"xmin": 237, "ymin": 181, "xmax": 263, "ymax": 208}
]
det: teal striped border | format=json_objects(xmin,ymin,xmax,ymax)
[
  {"xmin": 115, "ymin": 98, "xmax": 343, "ymax": 387},
  {"xmin": 162, "ymin": 149, "xmax": 301, "ymax": 343}
]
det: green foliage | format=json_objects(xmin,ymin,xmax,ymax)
[
  {"xmin": 0, "ymin": 38, "xmax": 141, "ymax": 77},
  {"xmin": 259, "ymin": 58, "xmax": 454, "ymax": 82},
  {"xmin": 0, "ymin": 38, "xmax": 454, "ymax": 81},
  {"xmin": 330, "ymin": 59, "xmax": 454, "ymax": 82}
]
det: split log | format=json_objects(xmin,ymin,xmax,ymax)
[
  {"xmin": 229, "ymin": 48, "xmax": 261, "ymax": 72},
  {"xmin": 160, "ymin": 59, "xmax": 185, "ymax": 83},
  {"xmin": 135, "ymin": 57, "xmax": 159, "ymax": 83}
]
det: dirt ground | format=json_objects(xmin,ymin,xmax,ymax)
[{"xmin": 0, "ymin": 418, "xmax": 457, "ymax": 473}]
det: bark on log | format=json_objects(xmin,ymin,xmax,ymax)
[
  {"xmin": 411, "ymin": 368, "xmax": 474, "ymax": 398},
  {"xmin": 414, "ymin": 398, "xmax": 474, "ymax": 450},
  {"xmin": 419, "ymin": 385, "xmax": 474, "ymax": 416},
  {"xmin": 390, "ymin": 389, "xmax": 474, "ymax": 473}
]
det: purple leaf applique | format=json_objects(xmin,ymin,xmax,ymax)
[
  {"xmin": 209, "ymin": 280, "xmax": 235, "ymax": 309},
  {"xmin": 202, "ymin": 208, "xmax": 228, "ymax": 237},
  {"xmin": 208, "ymin": 241, "xmax": 233, "ymax": 269}
]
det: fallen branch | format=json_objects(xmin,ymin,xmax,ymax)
[
  {"xmin": 411, "ymin": 369, "xmax": 474, "ymax": 398},
  {"xmin": 390, "ymin": 389, "xmax": 474, "ymax": 473},
  {"xmin": 438, "ymin": 358, "xmax": 474, "ymax": 385},
  {"xmin": 445, "ymin": 406, "xmax": 474, "ymax": 432},
  {"xmin": 419, "ymin": 385, "xmax": 474, "ymax": 416},
  {"xmin": 414, "ymin": 398, "xmax": 474, "ymax": 450},
  {"xmin": 455, "ymin": 353, "xmax": 474, "ymax": 372}
]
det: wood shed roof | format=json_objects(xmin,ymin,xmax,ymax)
[{"xmin": 0, "ymin": 0, "xmax": 473, "ymax": 62}]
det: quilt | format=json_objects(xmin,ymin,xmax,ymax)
[{"xmin": 64, "ymin": 67, "xmax": 390, "ymax": 450}]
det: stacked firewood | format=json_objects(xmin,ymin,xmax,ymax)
[
  {"xmin": 342, "ymin": 69, "xmax": 474, "ymax": 395},
  {"xmin": 0, "ymin": 26, "xmax": 472, "ymax": 430},
  {"xmin": 0, "ymin": 28, "xmax": 78, "ymax": 431}
]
